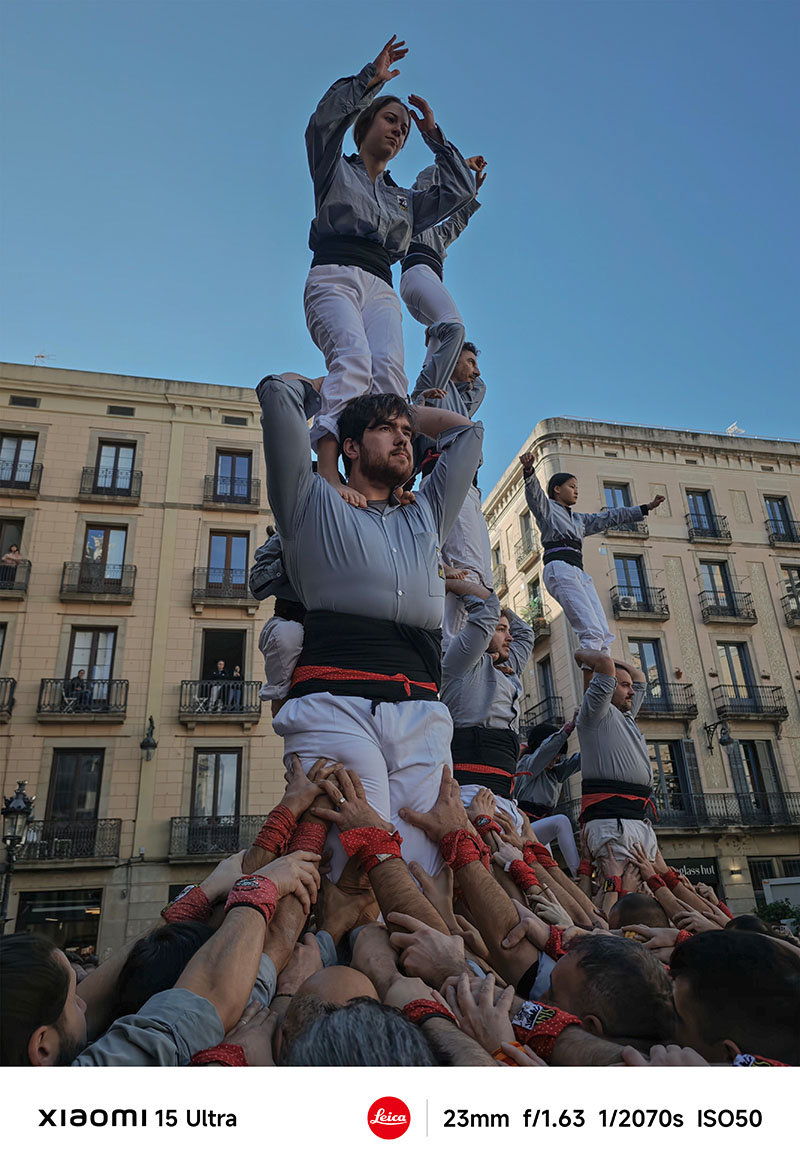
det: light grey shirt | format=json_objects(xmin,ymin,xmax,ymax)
[
  {"xmin": 515, "ymin": 729, "xmax": 581, "ymax": 810},
  {"xmin": 524, "ymin": 470, "xmax": 646, "ymax": 547},
  {"xmin": 306, "ymin": 63, "xmax": 475, "ymax": 260},
  {"xmin": 73, "ymin": 989, "xmax": 224, "ymax": 1067},
  {"xmin": 257, "ymin": 376, "xmax": 483, "ymax": 628},
  {"xmin": 410, "ymin": 321, "xmax": 485, "ymax": 419},
  {"xmin": 441, "ymin": 594, "xmax": 534, "ymax": 730},
  {"xmin": 576, "ymin": 674, "xmax": 651, "ymax": 786},
  {"xmin": 406, "ymin": 164, "xmax": 481, "ymax": 261}
]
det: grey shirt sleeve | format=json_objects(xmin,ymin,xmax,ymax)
[
  {"xmin": 73, "ymin": 989, "xmax": 224, "ymax": 1067},
  {"xmin": 552, "ymin": 752, "xmax": 582, "ymax": 783},
  {"xmin": 420, "ymin": 420, "xmax": 484, "ymax": 542},
  {"xmin": 459, "ymin": 375, "xmax": 486, "ymax": 419},
  {"xmin": 631, "ymin": 679, "xmax": 647, "ymax": 718},
  {"xmin": 411, "ymin": 321, "xmax": 466, "ymax": 400},
  {"xmin": 522, "ymin": 729, "xmax": 570, "ymax": 776},
  {"xmin": 506, "ymin": 609, "xmax": 535, "ymax": 677},
  {"xmin": 305, "ymin": 62, "xmax": 381, "ymax": 205},
  {"xmin": 577, "ymin": 672, "xmax": 616, "ymax": 730},
  {"xmin": 523, "ymin": 471, "xmax": 554, "ymax": 532},
  {"xmin": 443, "ymin": 591, "xmax": 501, "ymax": 676},
  {"xmin": 578, "ymin": 504, "xmax": 646, "ymax": 537},
  {"xmin": 256, "ymin": 375, "xmax": 315, "ymax": 539},
  {"xmin": 408, "ymin": 130, "xmax": 475, "ymax": 235},
  {"xmin": 432, "ymin": 198, "xmax": 481, "ymax": 251}
]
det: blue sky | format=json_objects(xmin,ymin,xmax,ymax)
[{"xmin": 2, "ymin": 0, "xmax": 798, "ymax": 489}]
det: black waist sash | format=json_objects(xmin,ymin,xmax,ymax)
[
  {"xmin": 289, "ymin": 611, "xmax": 442, "ymax": 704},
  {"xmin": 451, "ymin": 726, "xmax": 520, "ymax": 800},
  {"xmin": 311, "ymin": 236, "xmax": 393, "ymax": 286},
  {"xmin": 580, "ymin": 779, "xmax": 656, "ymax": 823},
  {"xmin": 543, "ymin": 534, "xmax": 583, "ymax": 570},
  {"xmin": 401, "ymin": 243, "xmax": 444, "ymax": 281}
]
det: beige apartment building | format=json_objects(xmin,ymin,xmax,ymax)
[
  {"xmin": 0, "ymin": 362, "xmax": 289, "ymax": 956},
  {"xmin": 484, "ymin": 417, "xmax": 800, "ymax": 912}
]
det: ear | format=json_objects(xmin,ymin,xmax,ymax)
[
  {"xmin": 721, "ymin": 1038, "xmax": 742, "ymax": 1063},
  {"xmin": 581, "ymin": 1014, "xmax": 604, "ymax": 1037},
  {"xmin": 28, "ymin": 1024, "xmax": 60, "ymax": 1066},
  {"xmin": 341, "ymin": 437, "xmax": 360, "ymax": 464}
]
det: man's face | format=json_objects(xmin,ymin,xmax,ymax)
[
  {"xmin": 351, "ymin": 413, "xmax": 414, "ymax": 487},
  {"xmin": 217, "ymin": 661, "xmax": 224, "ymax": 669},
  {"xmin": 488, "ymin": 616, "xmax": 512, "ymax": 664},
  {"xmin": 543, "ymin": 951, "xmax": 588, "ymax": 1016},
  {"xmin": 611, "ymin": 668, "xmax": 634, "ymax": 712},
  {"xmin": 453, "ymin": 347, "xmax": 480, "ymax": 386}
]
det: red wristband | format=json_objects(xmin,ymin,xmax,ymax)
[
  {"xmin": 402, "ymin": 998, "xmax": 458, "ymax": 1026},
  {"xmin": 509, "ymin": 859, "xmax": 541, "ymax": 893},
  {"xmin": 190, "ymin": 1043, "xmax": 247, "ymax": 1067},
  {"xmin": 339, "ymin": 826, "xmax": 403, "ymax": 874},
  {"xmin": 646, "ymin": 873, "xmax": 666, "ymax": 891},
  {"xmin": 474, "ymin": 814, "xmax": 503, "ymax": 840},
  {"xmin": 525, "ymin": 841, "xmax": 557, "ymax": 870},
  {"xmin": 675, "ymin": 929, "xmax": 692, "ymax": 946},
  {"xmin": 663, "ymin": 868, "xmax": 681, "ymax": 891},
  {"xmin": 224, "ymin": 875, "xmax": 278, "ymax": 925},
  {"xmin": 578, "ymin": 858, "xmax": 593, "ymax": 878},
  {"xmin": 512, "ymin": 1000, "xmax": 582, "ymax": 1062},
  {"xmin": 289, "ymin": 820, "xmax": 327, "ymax": 855},
  {"xmin": 162, "ymin": 884, "xmax": 212, "ymax": 924},
  {"xmin": 253, "ymin": 803, "xmax": 297, "ymax": 856},
  {"xmin": 441, "ymin": 828, "xmax": 491, "ymax": 872},
  {"xmin": 717, "ymin": 901, "xmax": 734, "ymax": 920},
  {"xmin": 603, "ymin": 875, "xmax": 623, "ymax": 895},
  {"xmin": 544, "ymin": 925, "xmax": 567, "ymax": 961}
]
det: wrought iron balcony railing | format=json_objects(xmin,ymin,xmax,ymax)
[
  {"xmin": 610, "ymin": 584, "xmax": 670, "ymax": 618},
  {"xmin": 0, "ymin": 461, "xmax": 42, "ymax": 492},
  {"xmin": 766, "ymin": 517, "xmax": 800, "ymax": 546},
  {"xmin": 203, "ymin": 475, "xmax": 260, "ymax": 507},
  {"xmin": 179, "ymin": 680, "xmax": 262, "ymax": 718},
  {"xmin": 514, "ymin": 530, "xmax": 539, "ymax": 569},
  {"xmin": 192, "ymin": 567, "xmax": 250, "ymax": 602},
  {"xmin": 520, "ymin": 695, "xmax": 564, "ymax": 732},
  {"xmin": 169, "ymin": 815, "xmax": 265, "ymax": 857},
  {"xmin": 685, "ymin": 512, "xmax": 731, "ymax": 542},
  {"xmin": 0, "ymin": 559, "xmax": 31, "ymax": 594},
  {"xmin": 492, "ymin": 563, "xmax": 508, "ymax": 594},
  {"xmin": 0, "ymin": 677, "xmax": 16, "ymax": 717},
  {"xmin": 521, "ymin": 598, "xmax": 550, "ymax": 635},
  {"xmin": 79, "ymin": 466, "xmax": 142, "ymax": 499},
  {"xmin": 555, "ymin": 790, "xmax": 800, "ymax": 832},
  {"xmin": 639, "ymin": 681, "xmax": 698, "ymax": 719},
  {"xmin": 18, "ymin": 818, "xmax": 122, "ymax": 861},
  {"xmin": 60, "ymin": 561, "xmax": 136, "ymax": 599},
  {"xmin": 699, "ymin": 590, "xmax": 757, "ymax": 623},
  {"xmin": 37, "ymin": 677, "xmax": 129, "ymax": 716},
  {"xmin": 711, "ymin": 684, "xmax": 788, "ymax": 721},
  {"xmin": 781, "ymin": 592, "xmax": 800, "ymax": 627}
]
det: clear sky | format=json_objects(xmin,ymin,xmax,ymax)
[{"xmin": 2, "ymin": 0, "xmax": 798, "ymax": 489}]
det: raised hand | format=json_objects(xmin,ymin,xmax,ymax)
[
  {"xmin": 492, "ymin": 839, "xmax": 524, "ymax": 868},
  {"xmin": 222, "ymin": 1003, "xmax": 277, "ymax": 1066},
  {"xmin": 465, "ymin": 155, "xmax": 488, "ymax": 190},
  {"xmin": 630, "ymin": 842, "xmax": 656, "ymax": 881},
  {"xmin": 421, "ymin": 387, "xmax": 448, "ymax": 400},
  {"xmin": 398, "ymin": 765, "xmax": 470, "ymax": 843},
  {"xmin": 256, "ymin": 852, "xmax": 321, "ymax": 915},
  {"xmin": 368, "ymin": 35, "xmax": 408, "ymax": 89},
  {"xmin": 200, "ymin": 850, "xmax": 245, "ymax": 903},
  {"xmin": 519, "ymin": 452, "xmax": 535, "ymax": 475},
  {"xmin": 648, "ymin": 494, "xmax": 666, "ymax": 510},
  {"xmin": 387, "ymin": 911, "xmax": 469, "ymax": 985},
  {"xmin": 445, "ymin": 972, "xmax": 516, "ymax": 1054},
  {"xmin": 315, "ymin": 765, "xmax": 394, "ymax": 833},
  {"xmin": 283, "ymin": 755, "xmax": 338, "ymax": 818},
  {"xmin": 408, "ymin": 94, "xmax": 440, "ymax": 141}
]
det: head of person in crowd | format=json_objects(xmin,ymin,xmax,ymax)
[
  {"xmin": 488, "ymin": 610, "xmax": 513, "ymax": 667},
  {"xmin": 284, "ymin": 998, "xmax": 436, "ymax": 1066},
  {"xmin": 609, "ymin": 893, "xmax": 670, "ymax": 931},
  {"xmin": 112, "ymin": 922, "xmax": 214, "ymax": 1020},
  {"xmin": 670, "ymin": 931, "xmax": 800, "ymax": 1064},
  {"xmin": 339, "ymin": 393, "xmax": 415, "ymax": 486},
  {"xmin": 353, "ymin": 95, "xmax": 411, "ymax": 161},
  {"xmin": 724, "ymin": 914, "xmax": 779, "ymax": 937},
  {"xmin": 452, "ymin": 341, "xmax": 480, "ymax": 387},
  {"xmin": 0, "ymin": 933, "xmax": 88, "ymax": 1066},
  {"xmin": 545, "ymin": 933, "xmax": 674, "ymax": 1048},
  {"xmin": 277, "ymin": 966, "xmax": 380, "ymax": 1059},
  {"xmin": 524, "ymin": 722, "xmax": 564, "ymax": 767},
  {"xmin": 547, "ymin": 472, "xmax": 578, "ymax": 506}
]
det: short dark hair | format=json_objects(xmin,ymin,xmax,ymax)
[
  {"xmin": 547, "ymin": 472, "xmax": 577, "ymax": 499},
  {"xmin": 284, "ymin": 997, "xmax": 436, "ymax": 1066},
  {"xmin": 724, "ymin": 914, "xmax": 777, "ymax": 937},
  {"xmin": 568, "ymin": 934, "xmax": 675, "ymax": 1043},
  {"xmin": 609, "ymin": 893, "xmax": 670, "ymax": 929},
  {"xmin": 338, "ymin": 393, "xmax": 414, "ymax": 477},
  {"xmin": 353, "ymin": 95, "xmax": 410, "ymax": 150},
  {"xmin": 113, "ymin": 922, "xmax": 213, "ymax": 1020},
  {"xmin": 670, "ymin": 931, "xmax": 800, "ymax": 1064},
  {"xmin": 525, "ymin": 722, "xmax": 561, "ymax": 754},
  {"xmin": 462, "ymin": 341, "xmax": 480, "ymax": 357},
  {"xmin": 0, "ymin": 933, "xmax": 71, "ymax": 1065}
]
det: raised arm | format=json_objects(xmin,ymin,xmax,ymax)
[
  {"xmin": 579, "ymin": 494, "xmax": 665, "ymax": 537},
  {"xmin": 575, "ymin": 652, "xmax": 616, "ymax": 729},
  {"xmin": 519, "ymin": 453, "xmax": 553, "ymax": 530},
  {"xmin": 442, "ymin": 589, "xmax": 501, "ymax": 676},
  {"xmin": 418, "ymin": 418, "xmax": 483, "ymax": 543},
  {"xmin": 411, "ymin": 321, "xmax": 466, "ymax": 403},
  {"xmin": 406, "ymin": 96, "xmax": 475, "ymax": 233},
  {"xmin": 256, "ymin": 375, "xmax": 317, "ymax": 539},
  {"xmin": 506, "ymin": 609, "xmax": 534, "ymax": 677}
]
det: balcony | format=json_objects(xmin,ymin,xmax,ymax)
[
  {"xmin": 639, "ymin": 682, "xmax": 698, "ymax": 720},
  {"xmin": 766, "ymin": 518, "xmax": 800, "ymax": 547},
  {"xmin": 711, "ymin": 684, "xmax": 788, "ymax": 722},
  {"xmin": 522, "ymin": 599, "xmax": 550, "ymax": 638},
  {"xmin": 191, "ymin": 567, "xmax": 259, "ymax": 613},
  {"xmin": 0, "ymin": 677, "xmax": 16, "ymax": 721},
  {"xmin": 492, "ymin": 563, "xmax": 508, "ymax": 595},
  {"xmin": 79, "ymin": 466, "xmax": 142, "ymax": 502},
  {"xmin": 609, "ymin": 519, "xmax": 649, "ymax": 538},
  {"xmin": 179, "ymin": 680, "xmax": 262, "ymax": 728},
  {"xmin": 60, "ymin": 561, "xmax": 136, "ymax": 602},
  {"xmin": 203, "ymin": 475, "xmax": 261, "ymax": 510},
  {"xmin": 37, "ymin": 678, "xmax": 129, "ymax": 722},
  {"xmin": 685, "ymin": 512, "xmax": 732, "ymax": 543},
  {"xmin": 514, "ymin": 530, "xmax": 540, "ymax": 570},
  {"xmin": 18, "ymin": 819, "xmax": 122, "ymax": 863},
  {"xmin": 610, "ymin": 584, "xmax": 670, "ymax": 619},
  {"xmin": 169, "ymin": 814, "xmax": 264, "ymax": 858},
  {"xmin": 0, "ymin": 559, "xmax": 31, "ymax": 598},
  {"xmin": 520, "ymin": 695, "xmax": 564, "ymax": 733},
  {"xmin": 699, "ymin": 590, "xmax": 757, "ymax": 624},
  {"xmin": 555, "ymin": 790, "xmax": 800, "ymax": 832},
  {"xmin": 0, "ymin": 462, "xmax": 42, "ymax": 494},
  {"xmin": 781, "ymin": 593, "xmax": 800, "ymax": 628}
]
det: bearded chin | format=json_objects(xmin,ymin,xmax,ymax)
[{"xmin": 359, "ymin": 450, "xmax": 409, "ymax": 488}]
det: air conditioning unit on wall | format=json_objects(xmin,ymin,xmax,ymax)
[{"xmin": 618, "ymin": 595, "xmax": 638, "ymax": 610}]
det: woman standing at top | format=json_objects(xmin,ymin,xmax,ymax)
[{"xmin": 304, "ymin": 35, "xmax": 475, "ymax": 506}]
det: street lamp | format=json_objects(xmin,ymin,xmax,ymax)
[
  {"xmin": 703, "ymin": 720, "xmax": 733, "ymax": 753},
  {"xmin": 140, "ymin": 716, "xmax": 158, "ymax": 762},
  {"xmin": 1, "ymin": 780, "xmax": 35, "ymax": 933}
]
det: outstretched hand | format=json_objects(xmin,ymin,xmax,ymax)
[
  {"xmin": 399, "ymin": 765, "xmax": 470, "ymax": 843},
  {"xmin": 368, "ymin": 35, "xmax": 408, "ymax": 89},
  {"xmin": 519, "ymin": 452, "xmax": 535, "ymax": 475},
  {"xmin": 408, "ymin": 94, "xmax": 442, "ymax": 143},
  {"xmin": 315, "ymin": 765, "xmax": 394, "ymax": 833},
  {"xmin": 465, "ymin": 155, "xmax": 488, "ymax": 190},
  {"xmin": 648, "ymin": 494, "xmax": 666, "ymax": 511}
]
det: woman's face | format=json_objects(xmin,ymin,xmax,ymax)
[
  {"xmin": 361, "ymin": 102, "xmax": 410, "ymax": 161},
  {"xmin": 8, "ymin": 545, "xmax": 19, "ymax": 553}
]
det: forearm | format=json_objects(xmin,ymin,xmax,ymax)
[
  {"xmin": 263, "ymin": 895, "xmax": 308, "ymax": 972},
  {"xmin": 653, "ymin": 885, "xmax": 686, "ymax": 922},
  {"xmin": 544, "ymin": 867, "xmax": 594, "ymax": 928},
  {"xmin": 550, "ymin": 1026, "xmax": 624, "ymax": 1067},
  {"xmin": 575, "ymin": 649, "xmax": 615, "ymax": 675},
  {"xmin": 411, "ymin": 401, "xmax": 474, "ymax": 438},
  {"xmin": 370, "ymin": 859, "xmax": 450, "ymax": 933},
  {"xmin": 176, "ymin": 908, "xmax": 266, "ymax": 1032},
  {"xmin": 457, "ymin": 861, "xmax": 539, "ymax": 984},
  {"xmin": 420, "ymin": 1017, "xmax": 496, "ymax": 1066},
  {"xmin": 445, "ymin": 578, "xmax": 491, "ymax": 599}
]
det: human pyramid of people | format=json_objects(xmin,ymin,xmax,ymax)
[{"xmin": 2, "ymin": 36, "xmax": 798, "ymax": 1069}]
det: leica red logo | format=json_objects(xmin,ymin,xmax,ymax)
[{"xmin": 368, "ymin": 1096, "xmax": 411, "ymax": 1139}]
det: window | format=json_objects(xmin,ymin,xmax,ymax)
[
  {"xmin": 207, "ymin": 532, "xmax": 249, "ymax": 592},
  {"xmin": 15, "ymin": 889, "xmax": 103, "ymax": 952},
  {"xmin": 214, "ymin": 450, "xmax": 253, "ymax": 502},
  {"xmin": 604, "ymin": 482, "xmax": 632, "ymax": 508},
  {"xmin": 648, "ymin": 742, "xmax": 694, "ymax": 813},
  {"xmin": 716, "ymin": 642, "xmax": 754, "ymax": 696},
  {"xmin": 614, "ymin": 554, "xmax": 648, "ymax": 603},
  {"xmin": 0, "ymin": 517, "xmax": 24, "ymax": 556},
  {"xmin": 491, "ymin": 544, "xmax": 502, "ymax": 569},
  {"xmin": 782, "ymin": 565, "xmax": 800, "ymax": 595},
  {"xmin": 699, "ymin": 560, "xmax": 736, "ymax": 613},
  {"xmin": 0, "ymin": 622, "xmax": 6, "ymax": 667},
  {"xmin": 0, "ymin": 433, "xmax": 37, "ymax": 486},
  {"xmin": 765, "ymin": 496, "xmax": 793, "ymax": 540},
  {"xmin": 0, "ymin": 518, "xmax": 25, "ymax": 588},
  {"xmin": 201, "ymin": 629, "xmax": 246, "ymax": 679},
  {"xmin": 66, "ymin": 629, "xmax": 117, "ymax": 708},
  {"xmin": 747, "ymin": 858, "xmax": 776, "ymax": 909},
  {"xmin": 46, "ymin": 748, "xmax": 104, "ymax": 820},
  {"xmin": 94, "ymin": 442, "xmax": 135, "ymax": 495},
  {"xmin": 81, "ymin": 524, "xmax": 127, "ymax": 589},
  {"xmin": 738, "ymin": 740, "xmax": 783, "ymax": 799},
  {"xmin": 538, "ymin": 656, "xmax": 554, "ymax": 698},
  {"xmin": 628, "ymin": 638, "xmax": 666, "ymax": 687},
  {"xmin": 528, "ymin": 578, "xmax": 541, "ymax": 605},
  {"xmin": 686, "ymin": 489, "xmax": 714, "ymax": 530},
  {"xmin": 189, "ymin": 749, "xmax": 243, "ymax": 852}
]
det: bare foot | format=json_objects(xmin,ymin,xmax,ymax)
[
  {"xmin": 393, "ymin": 486, "xmax": 415, "ymax": 506},
  {"xmin": 331, "ymin": 481, "xmax": 368, "ymax": 508}
]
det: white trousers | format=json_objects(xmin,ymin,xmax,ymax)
[
  {"xmin": 584, "ymin": 818, "xmax": 658, "ymax": 872},
  {"xmin": 304, "ymin": 265, "xmax": 408, "ymax": 446},
  {"xmin": 442, "ymin": 484, "xmax": 493, "ymax": 644},
  {"xmin": 458, "ymin": 784, "xmax": 525, "ymax": 833},
  {"xmin": 273, "ymin": 693, "xmax": 452, "ymax": 878},
  {"xmin": 530, "ymin": 814, "xmax": 580, "ymax": 875},
  {"xmin": 399, "ymin": 264, "xmax": 462, "ymax": 328},
  {"xmin": 542, "ymin": 560, "xmax": 614, "ymax": 653}
]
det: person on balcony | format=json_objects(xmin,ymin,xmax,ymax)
[
  {"xmin": 209, "ymin": 660, "xmax": 229, "ymax": 712},
  {"xmin": 68, "ymin": 669, "xmax": 92, "ymax": 709},
  {"xmin": 0, "ymin": 543, "xmax": 23, "ymax": 587}
]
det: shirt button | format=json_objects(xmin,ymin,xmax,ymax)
[
  {"xmin": 397, "ymin": 590, "xmax": 403, "ymax": 596},
  {"xmin": 392, "ymin": 548, "xmax": 397, "ymax": 553}
]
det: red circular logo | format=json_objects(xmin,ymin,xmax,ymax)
[{"xmin": 367, "ymin": 1096, "xmax": 411, "ymax": 1139}]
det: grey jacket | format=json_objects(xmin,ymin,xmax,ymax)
[
  {"xmin": 406, "ymin": 164, "xmax": 481, "ymax": 261},
  {"xmin": 515, "ymin": 729, "xmax": 581, "ymax": 810},
  {"xmin": 524, "ymin": 470, "xmax": 646, "ymax": 547},
  {"xmin": 410, "ymin": 321, "xmax": 485, "ymax": 420},
  {"xmin": 576, "ymin": 674, "xmax": 651, "ymax": 786},
  {"xmin": 441, "ymin": 593, "xmax": 534, "ymax": 731},
  {"xmin": 306, "ymin": 62, "xmax": 475, "ymax": 260}
]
